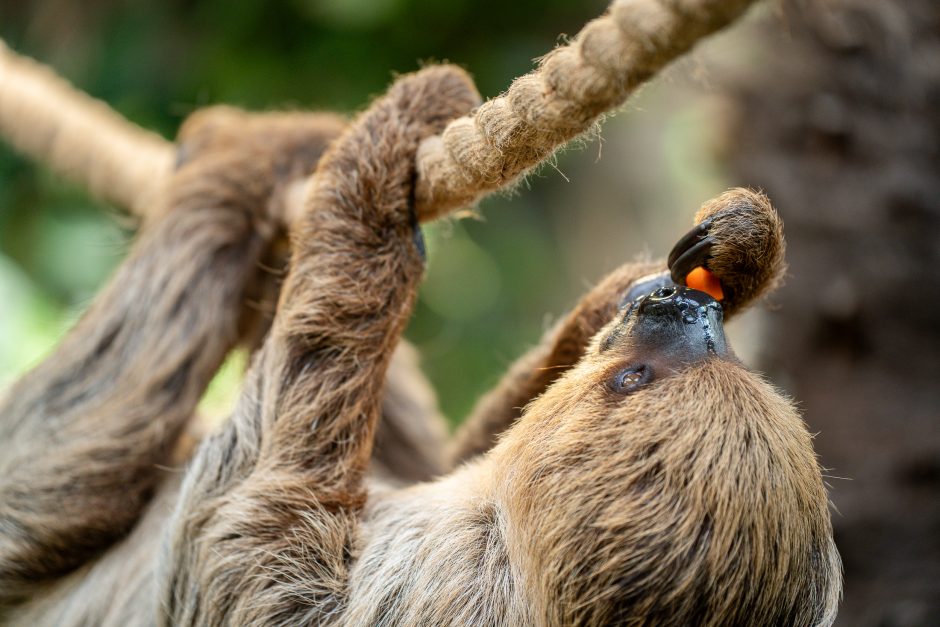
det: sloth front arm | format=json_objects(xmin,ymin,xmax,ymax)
[{"xmin": 160, "ymin": 66, "xmax": 475, "ymax": 626}]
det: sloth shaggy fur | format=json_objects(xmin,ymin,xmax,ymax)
[{"xmin": 0, "ymin": 65, "xmax": 840, "ymax": 626}]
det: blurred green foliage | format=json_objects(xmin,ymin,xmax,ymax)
[{"xmin": 0, "ymin": 0, "xmax": 735, "ymax": 424}]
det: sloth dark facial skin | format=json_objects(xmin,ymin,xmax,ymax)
[{"xmin": 604, "ymin": 279, "xmax": 731, "ymax": 395}]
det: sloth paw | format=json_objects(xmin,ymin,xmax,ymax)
[{"xmin": 668, "ymin": 188, "xmax": 786, "ymax": 316}]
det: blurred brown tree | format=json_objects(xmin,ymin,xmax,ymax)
[{"xmin": 725, "ymin": 1, "xmax": 940, "ymax": 624}]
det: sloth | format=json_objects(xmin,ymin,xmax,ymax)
[{"xmin": 0, "ymin": 65, "xmax": 841, "ymax": 626}]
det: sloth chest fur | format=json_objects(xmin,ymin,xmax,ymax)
[{"xmin": 344, "ymin": 469, "xmax": 530, "ymax": 626}]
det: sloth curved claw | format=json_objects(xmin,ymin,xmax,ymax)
[{"xmin": 668, "ymin": 218, "xmax": 715, "ymax": 285}]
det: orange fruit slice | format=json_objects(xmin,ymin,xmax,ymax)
[{"xmin": 685, "ymin": 266, "xmax": 724, "ymax": 301}]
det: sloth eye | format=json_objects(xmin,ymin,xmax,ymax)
[{"xmin": 609, "ymin": 365, "xmax": 652, "ymax": 395}]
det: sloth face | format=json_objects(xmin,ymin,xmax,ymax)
[
  {"xmin": 490, "ymin": 280, "xmax": 841, "ymax": 626},
  {"xmin": 600, "ymin": 280, "xmax": 731, "ymax": 395}
]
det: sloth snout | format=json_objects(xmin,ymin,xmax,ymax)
[{"xmin": 633, "ymin": 286, "xmax": 730, "ymax": 360}]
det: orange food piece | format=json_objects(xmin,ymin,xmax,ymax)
[{"xmin": 685, "ymin": 266, "xmax": 724, "ymax": 301}]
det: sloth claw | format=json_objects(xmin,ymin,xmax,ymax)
[
  {"xmin": 667, "ymin": 218, "xmax": 711, "ymax": 268},
  {"xmin": 668, "ymin": 218, "xmax": 715, "ymax": 285}
]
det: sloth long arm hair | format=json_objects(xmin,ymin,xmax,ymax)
[{"xmin": 159, "ymin": 66, "xmax": 478, "ymax": 626}]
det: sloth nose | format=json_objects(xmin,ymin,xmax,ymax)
[
  {"xmin": 634, "ymin": 286, "xmax": 729, "ymax": 358},
  {"xmin": 642, "ymin": 285, "xmax": 717, "ymax": 313}
]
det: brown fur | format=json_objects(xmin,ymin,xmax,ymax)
[
  {"xmin": 450, "ymin": 260, "xmax": 662, "ymax": 465},
  {"xmin": 0, "ymin": 102, "xmax": 346, "ymax": 608},
  {"xmin": 0, "ymin": 65, "xmax": 840, "ymax": 625},
  {"xmin": 452, "ymin": 188, "xmax": 789, "ymax": 464},
  {"xmin": 694, "ymin": 188, "xmax": 787, "ymax": 315}
]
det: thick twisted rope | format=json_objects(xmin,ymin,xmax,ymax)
[
  {"xmin": 414, "ymin": 0, "xmax": 756, "ymax": 218},
  {"xmin": 0, "ymin": 0, "xmax": 756, "ymax": 222},
  {"xmin": 0, "ymin": 40, "xmax": 174, "ymax": 216}
]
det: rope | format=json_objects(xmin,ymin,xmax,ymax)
[
  {"xmin": 414, "ymin": 0, "xmax": 756, "ymax": 219},
  {"xmin": 0, "ymin": 0, "xmax": 757, "ymax": 222},
  {"xmin": 0, "ymin": 40, "xmax": 174, "ymax": 216}
]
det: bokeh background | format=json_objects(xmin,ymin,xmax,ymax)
[{"xmin": 1, "ymin": 0, "xmax": 938, "ymax": 624}]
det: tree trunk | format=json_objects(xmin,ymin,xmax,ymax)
[{"xmin": 726, "ymin": 1, "xmax": 940, "ymax": 624}]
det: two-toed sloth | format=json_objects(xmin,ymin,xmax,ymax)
[{"xmin": 0, "ymin": 66, "xmax": 841, "ymax": 626}]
